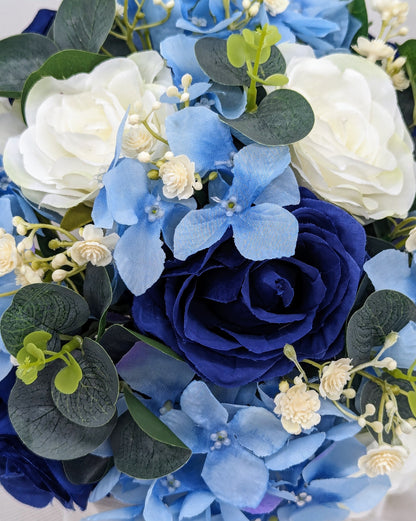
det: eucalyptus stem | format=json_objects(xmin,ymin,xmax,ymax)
[{"xmin": 246, "ymin": 27, "xmax": 267, "ymax": 112}]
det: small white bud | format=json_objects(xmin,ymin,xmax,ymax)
[
  {"xmin": 180, "ymin": 92, "xmax": 190, "ymax": 103},
  {"xmin": 16, "ymin": 224, "xmax": 27, "ymax": 236},
  {"xmin": 164, "ymin": 151, "xmax": 174, "ymax": 160},
  {"xmin": 358, "ymin": 417, "xmax": 367, "ymax": 428},
  {"xmin": 279, "ymin": 380, "xmax": 289, "ymax": 393},
  {"xmin": 384, "ymin": 332, "xmax": 399, "ymax": 349},
  {"xmin": 51, "ymin": 253, "xmax": 68, "ymax": 269},
  {"xmin": 365, "ymin": 403, "xmax": 376, "ymax": 416},
  {"xmin": 128, "ymin": 114, "xmax": 141, "ymax": 126},
  {"xmin": 371, "ymin": 421, "xmax": 384, "ymax": 434},
  {"xmin": 181, "ymin": 73, "xmax": 193, "ymax": 89},
  {"xmin": 242, "ymin": 0, "xmax": 251, "ymax": 8},
  {"xmin": 248, "ymin": 1, "xmax": 260, "ymax": 16},
  {"xmin": 138, "ymin": 151, "xmax": 152, "ymax": 163},
  {"xmin": 400, "ymin": 420, "xmax": 413, "ymax": 434},
  {"xmin": 152, "ymin": 101, "xmax": 162, "ymax": 111},
  {"xmin": 166, "ymin": 0, "xmax": 175, "ymax": 8},
  {"xmin": 52, "ymin": 269, "xmax": 67, "ymax": 282},
  {"xmin": 399, "ymin": 26, "xmax": 408, "ymax": 35},
  {"xmin": 166, "ymin": 86, "xmax": 180, "ymax": 98},
  {"xmin": 342, "ymin": 388, "xmax": 356, "ymax": 399}
]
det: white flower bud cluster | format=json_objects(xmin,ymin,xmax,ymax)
[
  {"xmin": 262, "ymin": 0, "xmax": 289, "ymax": 16},
  {"xmin": 358, "ymin": 443, "xmax": 408, "ymax": 477},
  {"xmin": 319, "ymin": 358, "xmax": 353, "ymax": 400},
  {"xmin": 67, "ymin": 225, "xmax": 119, "ymax": 268},
  {"xmin": 159, "ymin": 154, "xmax": 200, "ymax": 200}
]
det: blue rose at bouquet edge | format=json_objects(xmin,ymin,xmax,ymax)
[{"xmin": 133, "ymin": 188, "xmax": 366, "ymax": 386}]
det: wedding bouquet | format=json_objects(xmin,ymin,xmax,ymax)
[{"xmin": 0, "ymin": 0, "xmax": 416, "ymax": 519}]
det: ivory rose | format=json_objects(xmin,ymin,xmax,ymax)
[
  {"xmin": 286, "ymin": 52, "xmax": 416, "ymax": 220},
  {"xmin": 3, "ymin": 52, "xmax": 175, "ymax": 214}
]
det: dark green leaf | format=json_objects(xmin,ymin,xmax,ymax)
[
  {"xmin": 124, "ymin": 385, "xmax": 188, "ymax": 448},
  {"xmin": 111, "ymin": 412, "xmax": 191, "ymax": 479},
  {"xmin": 51, "ymin": 0, "xmax": 116, "ymax": 52},
  {"xmin": 9, "ymin": 363, "xmax": 117, "ymax": 459},
  {"xmin": 0, "ymin": 34, "xmax": 58, "ymax": 97},
  {"xmin": 399, "ymin": 40, "xmax": 416, "ymax": 126},
  {"xmin": 221, "ymin": 89, "xmax": 314, "ymax": 146},
  {"xmin": 347, "ymin": 290, "xmax": 416, "ymax": 365},
  {"xmin": 99, "ymin": 324, "xmax": 139, "ymax": 362},
  {"xmin": 0, "ymin": 284, "xmax": 90, "ymax": 356},
  {"xmin": 195, "ymin": 37, "xmax": 285, "ymax": 87},
  {"xmin": 21, "ymin": 50, "xmax": 108, "ymax": 120},
  {"xmin": 63, "ymin": 454, "xmax": 113, "ymax": 484},
  {"xmin": 84, "ymin": 264, "xmax": 112, "ymax": 321},
  {"xmin": 51, "ymin": 338, "xmax": 119, "ymax": 427},
  {"xmin": 60, "ymin": 203, "xmax": 93, "ymax": 231},
  {"xmin": 408, "ymin": 390, "xmax": 416, "ymax": 417},
  {"xmin": 348, "ymin": 0, "xmax": 368, "ymax": 44}
]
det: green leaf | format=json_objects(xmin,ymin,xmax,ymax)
[
  {"xmin": 124, "ymin": 385, "xmax": 188, "ymax": 448},
  {"xmin": 54, "ymin": 362, "xmax": 83, "ymax": 395},
  {"xmin": 227, "ymin": 34, "xmax": 246, "ymax": 68},
  {"xmin": 399, "ymin": 40, "xmax": 416, "ymax": 125},
  {"xmin": 348, "ymin": 0, "xmax": 368, "ymax": 44},
  {"xmin": 60, "ymin": 203, "xmax": 93, "ymax": 232},
  {"xmin": 63, "ymin": 454, "xmax": 113, "ymax": 485},
  {"xmin": 346, "ymin": 290, "xmax": 416, "ymax": 365},
  {"xmin": 83, "ymin": 264, "xmax": 112, "ymax": 331},
  {"xmin": 0, "ymin": 34, "xmax": 58, "ymax": 97},
  {"xmin": 51, "ymin": 338, "xmax": 119, "ymax": 427},
  {"xmin": 195, "ymin": 38, "xmax": 286, "ymax": 87},
  {"xmin": 220, "ymin": 89, "xmax": 314, "ymax": 146},
  {"xmin": 123, "ymin": 327, "xmax": 184, "ymax": 362},
  {"xmin": 111, "ymin": 411, "xmax": 191, "ymax": 479},
  {"xmin": 51, "ymin": 0, "xmax": 116, "ymax": 52},
  {"xmin": 21, "ymin": 50, "xmax": 108, "ymax": 121},
  {"xmin": 0, "ymin": 284, "xmax": 90, "ymax": 357},
  {"xmin": 9, "ymin": 363, "xmax": 117, "ymax": 460},
  {"xmin": 408, "ymin": 391, "xmax": 416, "ymax": 417},
  {"xmin": 24, "ymin": 330, "xmax": 52, "ymax": 350},
  {"xmin": 248, "ymin": 72, "xmax": 288, "ymax": 87}
]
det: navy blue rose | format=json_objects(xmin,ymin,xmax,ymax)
[
  {"xmin": 0, "ymin": 371, "xmax": 92, "ymax": 509},
  {"xmin": 133, "ymin": 189, "xmax": 366, "ymax": 386}
]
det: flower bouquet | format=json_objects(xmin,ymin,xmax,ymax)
[{"xmin": 0, "ymin": 0, "xmax": 416, "ymax": 519}]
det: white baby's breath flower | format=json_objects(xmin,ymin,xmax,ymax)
[
  {"xmin": 352, "ymin": 37, "xmax": 395, "ymax": 62},
  {"xmin": 273, "ymin": 377, "xmax": 321, "ymax": 435},
  {"xmin": 159, "ymin": 155, "xmax": 197, "ymax": 200},
  {"xmin": 14, "ymin": 264, "xmax": 44, "ymax": 286},
  {"xmin": 67, "ymin": 225, "xmax": 119, "ymax": 267},
  {"xmin": 263, "ymin": 0, "xmax": 289, "ymax": 16},
  {"xmin": 319, "ymin": 358, "xmax": 353, "ymax": 400},
  {"xmin": 358, "ymin": 444, "xmax": 408, "ymax": 477},
  {"xmin": 0, "ymin": 229, "xmax": 19, "ymax": 276}
]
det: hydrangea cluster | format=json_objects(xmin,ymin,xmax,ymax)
[{"xmin": 0, "ymin": 0, "xmax": 415, "ymax": 520}]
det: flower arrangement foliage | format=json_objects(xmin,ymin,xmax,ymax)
[{"xmin": 0, "ymin": 0, "xmax": 415, "ymax": 520}]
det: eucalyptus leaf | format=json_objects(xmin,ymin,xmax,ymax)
[
  {"xmin": 220, "ymin": 89, "xmax": 314, "ymax": 145},
  {"xmin": 83, "ymin": 264, "xmax": 112, "ymax": 322},
  {"xmin": 399, "ymin": 40, "xmax": 416, "ymax": 125},
  {"xmin": 347, "ymin": 290, "xmax": 416, "ymax": 365},
  {"xmin": 51, "ymin": 338, "xmax": 119, "ymax": 427},
  {"xmin": 63, "ymin": 454, "xmax": 113, "ymax": 485},
  {"xmin": 0, "ymin": 284, "xmax": 90, "ymax": 356},
  {"xmin": 195, "ymin": 38, "xmax": 285, "ymax": 87},
  {"xmin": 9, "ymin": 363, "xmax": 117, "ymax": 460},
  {"xmin": 99, "ymin": 324, "xmax": 140, "ymax": 362},
  {"xmin": 0, "ymin": 34, "xmax": 58, "ymax": 97},
  {"xmin": 21, "ymin": 50, "xmax": 108, "ymax": 121},
  {"xmin": 60, "ymin": 203, "xmax": 93, "ymax": 231},
  {"xmin": 111, "ymin": 412, "xmax": 191, "ymax": 479},
  {"xmin": 51, "ymin": 0, "xmax": 116, "ymax": 52},
  {"xmin": 124, "ymin": 385, "xmax": 188, "ymax": 448}
]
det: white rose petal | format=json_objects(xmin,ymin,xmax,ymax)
[
  {"xmin": 159, "ymin": 155, "xmax": 196, "ymax": 200},
  {"xmin": 3, "ymin": 52, "xmax": 175, "ymax": 214},
  {"xmin": 273, "ymin": 378, "xmax": 321, "ymax": 435},
  {"xmin": 286, "ymin": 53, "xmax": 416, "ymax": 220},
  {"xmin": 319, "ymin": 358, "xmax": 353, "ymax": 400},
  {"xmin": 358, "ymin": 444, "xmax": 408, "ymax": 477}
]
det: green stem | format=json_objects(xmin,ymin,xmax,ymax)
[
  {"xmin": 26, "ymin": 223, "xmax": 78, "ymax": 241},
  {"xmin": 246, "ymin": 26, "xmax": 267, "ymax": 112},
  {"xmin": 0, "ymin": 289, "xmax": 19, "ymax": 298},
  {"xmin": 142, "ymin": 120, "xmax": 169, "ymax": 145}
]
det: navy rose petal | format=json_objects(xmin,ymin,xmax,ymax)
[{"xmin": 133, "ymin": 189, "xmax": 366, "ymax": 386}]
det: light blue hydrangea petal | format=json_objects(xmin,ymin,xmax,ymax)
[
  {"xmin": 210, "ymin": 83, "xmax": 247, "ymax": 120},
  {"xmin": 277, "ymin": 503, "xmax": 348, "ymax": 521},
  {"xmin": 231, "ymin": 144, "xmax": 291, "ymax": 208},
  {"xmin": 364, "ymin": 249, "xmax": 416, "ymax": 302},
  {"xmin": 173, "ymin": 205, "xmax": 228, "ymax": 260},
  {"xmin": 233, "ymin": 204, "xmax": 298, "ymax": 260},
  {"xmin": 265, "ymin": 433, "xmax": 326, "ymax": 471},
  {"xmin": 144, "ymin": 482, "xmax": 173, "ymax": 521},
  {"xmin": 0, "ymin": 197, "xmax": 14, "ymax": 233},
  {"xmin": 307, "ymin": 476, "xmax": 371, "ymax": 503},
  {"xmin": 83, "ymin": 506, "xmax": 143, "ymax": 521},
  {"xmin": 302, "ymin": 438, "xmax": 365, "ymax": 482},
  {"xmin": 117, "ymin": 341, "xmax": 194, "ymax": 407},
  {"xmin": 325, "ymin": 420, "xmax": 361, "ymax": 441},
  {"xmin": 219, "ymin": 502, "xmax": 250, "ymax": 521},
  {"xmin": 111, "ymin": 108, "xmax": 130, "ymax": 169},
  {"xmin": 91, "ymin": 438, "xmax": 112, "ymax": 458},
  {"xmin": 342, "ymin": 475, "xmax": 390, "ymax": 512},
  {"xmin": 103, "ymin": 159, "xmax": 148, "ymax": 226},
  {"xmin": 161, "ymin": 409, "xmax": 208, "ymax": 453},
  {"xmin": 254, "ymin": 166, "xmax": 300, "ymax": 207},
  {"xmin": 92, "ymin": 187, "xmax": 114, "ymax": 229},
  {"xmin": 180, "ymin": 381, "xmax": 229, "ymax": 431},
  {"xmin": 162, "ymin": 202, "xmax": 195, "ymax": 252},
  {"xmin": 160, "ymin": 35, "xmax": 209, "ymax": 84},
  {"xmin": 179, "ymin": 491, "xmax": 216, "ymax": 520},
  {"xmin": 0, "ymin": 352, "xmax": 12, "ymax": 381},
  {"xmin": 165, "ymin": 107, "xmax": 236, "ymax": 174},
  {"xmin": 378, "ymin": 320, "xmax": 416, "ymax": 369},
  {"xmin": 176, "ymin": 11, "xmax": 241, "ymax": 34},
  {"xmin": 89, "ymin": 466, "xmax": 122, "ymax": 502},
  {"xmin": 229, "ymin": 407, "xmax": 289, "ymax": 457},
  {"xmin": 202, "ymin": 444, "xmax": 268, "ymax": 508},
  {"xmin": 113, "ymin": 221, "xmax": 165, "ymax": 296}
]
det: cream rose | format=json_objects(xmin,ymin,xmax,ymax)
[
  {"xmin": 358, "ymin": 444, "xmax": 408, "ymax": 477},
  {"xmin": 0, "ymin": 229, "xmax": 19, "ymax": 276},
  {"xmin": 3, "ymin": 52, "xmax": 175, "ymax": 214},
  {"xmin": 286, "ymin": 52, "xmax": 416, "ymax": 220},
  {"xmin": 319, "ymin": 358, "xmax": 353, "ymax": 400},
  {"xmin": 159, "ymin": 155, "xmax": 196, "ymax": 199},
  {"xmin": 67, "ymin": 225, "xmax": 119, "ymax": 267}
]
